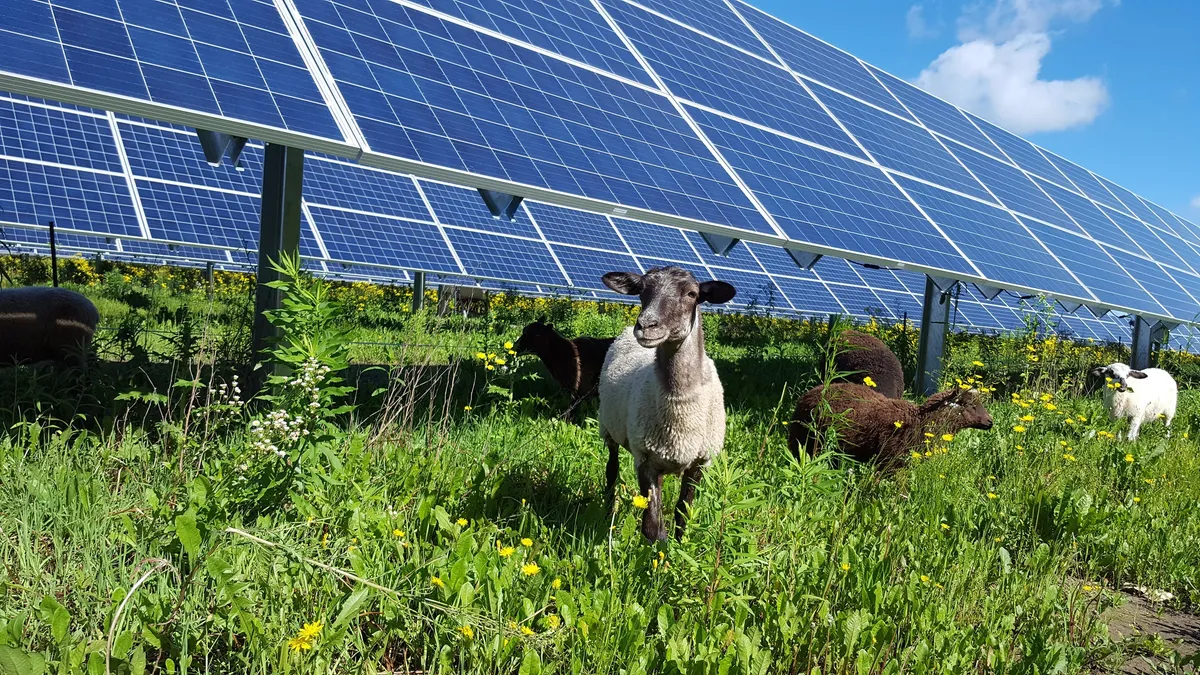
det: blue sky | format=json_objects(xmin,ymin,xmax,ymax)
[{"xmin": 745, "ymin": 0, "xmax": 1199, "ymax": 219}]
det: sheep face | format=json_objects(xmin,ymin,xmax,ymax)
[
  {"xmin": 1090, "ymin": 363, "xmax": 1145, "ymax": 393},
  {"xmin": 947, "ymin": 389, "xmax": 994, "ymax": 430},
  {"xmin": 602, "ymin": 267, "xmax": 735, "ymax": 348},
  {"xmin": 514, "ymin": 318, "xmax": 553, "ymax": 355}
]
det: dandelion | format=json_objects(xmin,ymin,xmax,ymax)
[
  {"xmin": 522, "ymin": 562, "xmax": 541, "ymax": 576},
  {"xmin": 920, "ymin": 575, "xmax": 930, "ymax": 583},
  {"xmin": 893, "ymin": 420, "xmax": 903, "ymax": 429},
  {"xmin": 459, "ymin": 625, "xmax": 474, "ymax": 639},
  {"xmin": 299, "ymin": 622, "xmax": 323, "ymax": 640},
  {"xmin": 911, "ymin": 451, "xmax": 921, "ymax": 459},
  {"xmin": 862, "ymin": 376, "xmax": 876, "ymax": 388},
  {"xmin": 632, "ymin": 495, "xmax": 649, "ymax": 509},
  {"xmin": 924, "ymin": 432, "xmax": 935, "ymax": 438},
  {"xmin": 431, "ymin": 576, "xmax": 445, "ymax": 588},
  {"xmin": 941, "ymin": 433, "xmax": 954, "ymax": 442},
  {"xmin": 1082, "ymin": 585, "xmax": 1095, "ymax": 592},
  {"xmin": 941, "ymin": 523, "xmax": 950, "ymax": 531},
  {"xmin": 1063, "ymin": 454, "xmax": 1076, "ymax": 462},
  {"xmin": 1077, "ymin": 415, "xmax": 1087, "ymax": 422},
  {"xmin": 1044, "ymin": 403, "xmax": 1057, "ymax": 411},
  {"xmin": 520, "ymin": 626, "xmax": 535, "ymax": 636},
  {"xmin": 504, "ymin": 341, "xmax": 514, "ymax": 350},
  {"xmin": 987, "ymin": 492, "xmax": 998, "ymax": 500},
  {"xmin": 521, "ymin": 537, "xmax": 533, "ymax": 547},
  {"xmin": 463, "ymin": 405, "xmax": 472, "ymax": 411},
  {"xmin": 545, "ymin": 614, "xmax": 561, "ymax": 630},
  {"xmin": 1020, "ymin": 414, "xmax": 1034, "ymax": 422},
  {"xmin": 551, "ymin": 577, "xmax": 562, "ymax": 590},
  {"xmin": 498, "ymin": 546, "xmax": 515, "ymax": 558},
  {"xmin": 1125, "ymin": 453, "xmax": 1134, "ymax": 463},
  {"xmin": 393, "ymin": 528, "xmax": 403, "ymax": 538},
  {"xmin": 288, "ymin": 635, "xmax": 314, "ymax": 652},
  {"xmin": 475, "ymin": 352, "xmax": 486, "ymax": 360},
  {"xmin": 972, "ymin": 360, "xmax": 984, "ymax": 367},
  {"xmin": 1016, "ymin": 445, "xmax": 1024, "ymax": 451},
  {"xmin": 486, "ymin": 365, "xmax": 495, "ymax": 371},
  {"xmin": 840, "ymin": 562, "xmax": 851, "ymax": 572},
  {"xmin": 1012, "ymin": 425, "xmax": 1026, "ymax": 433},
  {"xmin": 457, "ymin": 518, "xmax": 468, "ymax": 527},
  {"xmin": 1040, "ymin": 393, "xmax": 1052, "ymax": 402}
]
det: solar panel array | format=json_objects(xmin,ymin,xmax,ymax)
[{"xmin": 3, "ymin": 0, "xmax": 1199, "ymax": 328}]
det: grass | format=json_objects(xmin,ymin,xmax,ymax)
[{"xmin": 1, "ymin": 257, "xmax": 1199, "ymax": 674}]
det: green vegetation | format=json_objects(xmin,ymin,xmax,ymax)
[{"xmin": 1, "ymin": 252, "xmax": 1198, "ymax": 674}]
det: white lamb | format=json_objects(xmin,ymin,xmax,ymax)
[
  {"xmin": 598, "ymin": 266, "xmax": 735, "ymax": 542},
  {"xmin": 1090, "ymin": 363, "xmax": 1177, "ymax": 440}
]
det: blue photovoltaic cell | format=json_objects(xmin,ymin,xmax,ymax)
[
  {"xmin": 299, "ymin": 0, "xmax": 767, "ymax": 234},
  {"xmin": 683, "ymin": 232, "xmax": 764, "ymax": 271},
  {"xmin": 138, "ymin": 180, "xmax": 259, "ymax": 248},
  {"xmin": 120, "ymin": 123, "xmax": 264, "ymax": 193},
  {"xmin": 603, "ymin": 0, "xmax": 861, "ymax": 159},
  {"xmin": 1102, "ymin": 246, "xmax": 1200, "ymax": 321},
  {"xmin": 812, "ymin": 257, "xmax": 865, "ymax": 286},
  {"xmin": 826, "ymin": 283, "xmax": 890, "ymax": 317},
  {"xmin": 702, "ymin": 267, "xmax": 785, "ymax": 310},
  {"xmin": 1039, "ymin": 151, "xmax": 1126, "ymax": 212},
  {"xmin": 953, "ymin": 301, "xmax": 996, "ymax": 329},
  {"xmin": 1015, "ymin": 216, "xmax": 1162, "ymax": 316},
  {"xmin": 308, "ymin": 204, "xmax": 460, "ymax": 272},
  {"xmin": 982, "ymin": 300, "xmax": 1022, "ymax": 330},
  {"xmin": 419, "ymin": 180, "xmax": 539, "ymax": 238},
  {"xmin": 0, "ymin": 224, "xmax": 115, "ymax": 251},
  {"xmin": 618, "ymin": 0, "xmax": 771, "ymax": 59},
  {"xmin": 1170, "ymin": 215, "xmax": 1200, "ymax": 249},
  {"xmin": 768, "ymin": 275, "xmax": 844, "ymax": 315},
  {"xmin": 0, "ymin": 98, "xmax": 123, "ymax": 172},
  {"xmin": 876, "ymin": 290, "xmax": 921, "ymax": 320},
  {"xmin": 1100, "ymin": 205, "xmax": 1194, "ymax": 273},
  {"xmin": 812, "ymin": 84, "xmax": 992, "ymax": 203},
  {"xmin": 0, "ymin": 0, "xmax": 344, "ymax": 141},
  {"xmin": 443, "ymin": 228, "xmax": 567, "ymax": 285},
  {"xmin": 121, "ymin": 239, "xmax": 231, "ymax": 262},
  {"xmin": 1095, "ymin": 175, "xmax": 1176, "ymax": 231},
  {"xmin": 1143, "ymin": 199, "xmax": 1195, "ymax": 243},
  {"xmin": 0, "ymin": 158, "xmax": 140, "ymax": 236},
  {"xmin": 947, "ymin": 143, "xmax": 1081, "ymax": 234},
  {"xmin": 895, "ymin": 176, "xmax": 1088, "ymax": 299},
  {"xmin": 743, "ymin": 242, "xmax": 820, "ymax": 280},
  {"xmin": 304, "ymin": 157, "xmax": 433, "ymax": 222},
  {"xmin": 550, "ymin": 243, "xmax": 636, "ymax": 289},
  {"xmin": 866, "ymin": 66, "xmax": 1002, "ymax": 159},
  {"xmin": 634, "ymin": 255, "xmax": 707, "ymax": 279},
  {"xmin": 691, "ymin": 107, "xmax": 972, "ymax": 273},
  {"xmin": 854, "ymin": 264, "xmax": 909, "ymax": 294},
  {"xmin": 333, "ymin": 264, "xmax": 410, "ymax": 281},
  {"xmin": 405, "ymin": 0, "xmax": 654, "ymax": 86},
  {"xmin": 1033, "ymin": 177, "xmax": 1143, "ymax": 254},
  {"xmin": 893, "ymin": 269, "xmax": 926, "ymax": 294},
  {"xmin": 734, "ymin": 5, "xmax": 911, "ymax": 120},
  {"xmin": 610, "ymin": 217, "xmax": 699, "ymax": 262},
  {"xmin": 525, "ymin": 201, "xmax": 625, "ymax": 252},
  {"xmin": 967, "ymin": 114, "xmax": 1073, "ymax": 187}
]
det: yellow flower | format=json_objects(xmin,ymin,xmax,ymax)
[
  {"xmin": 632, "ymin": 495, "xmax": 649, "ymax": 509},
  {"xmin": 1040, "ymin": 393, "xmax": 1052, "ymax": 402},
  {"xmin": 495, "ymin": 358, "xmax": 506, "ymax": 366},
  {"xmin": 521, "ymin": 538, "xmax": 533, "ymax": 547},
  {"xmin": 987, "ymin": 492, "xmax": 998, "ymax": 500},
  {"xmin": 299, "ymin": 622, "xmax": 323, "ymax": 640},
  {"xmin": 1044, "ymin": 403, "xmax": 1057, "ymax": 411},
  {"xmin": 910, "ymin": 451, "xmax": 921, "ymax": 459},
  {"xmin": 972, "ymin": 360, "xmax": 985, "ymax": 367},
  {"xmin": 486, "ymin": 365, "xmax": 494, "ymax": 371},
  {"xmin": 1133, "ymin": 497, "xmax": 1141, "ymax": 503},
  {"xmin": 504, "ymin": 341, "xmax": 514, "ymax": 350},
  {"xmin": 457, "ymin": 518, "xmax": 468, "ymax": 527},
  {"xmin": 288, "ymin": 635, "xmax": 314, "ymax": 652},
  {"xmin": 1063, "ymin": 454, "xmax": 1076, "ymax": 462},
  {"xmin": 1016, "ymin": 445, "xmax": 1024, "ymax": 451},
  {"xmin": 1124, "ymin": 453, "xmax": 1134, "ymax": 463},
  {"xmin": 1077, "ymin": 415, "xmax": 1087, "ymax": 422},
  {"xmin": 393, "ymin": 528, "xmax": 403, "ymax": 538},
  {"xmin": 545, "ymin": 614, "xmax": 561, "ymax": 630},
  {"xmin": 475, "ymin": 352, "xmax": 486, "ymax": 360},
  {"xmin": 463, "ymin": 405, "xmax": 472, "ymax": 411},
  {"xmin": 862, "ymin": 376, "xmax": 877, "ymax": 388},
  {"xmin": 520, "ymin": 626, "xmax": 535, "ymax": 636},
  {"xmin": 498, "ymin": 546, "xmax": 515, "ymax": 558},
  {"xmin": 1082, "ymin": 585, "xmax": 1094, "ymax": 592},
  {"xmin": 941, "ymin": 433, "xmax": 954, "ymax": 442},
  {"xmin": 920, "ymin": 574, "xmax": 930, "ymax": 583},
  {"xmin": 924, "ymin": 432, "xmax": 934, "ymax": 438},
  {"xmin": 431, "ymin": 576, "xmax": 445, "ymax": 588},
  {"xmin": 1012, "ymin": 425, "xmax": 1026, "ymax": 433},
  {"xmin": 840, "ymin": 562, "xmax": 851, "ymax": 571},
  {"xmin": 941, "ymin": 523, "xmax": 950, "ymax": 530},
  {"xmin": 894, "ymin": 420, "xmax": 903, "ymax": 429},
  {"xmin": 459, "ymin": 625, "xmax": 474, "ymax": 639},
  {"xmin": 551, "ymin": 577, "xmax": 562, "ymax": 590},
  {"xmin": 522, "ymin": 562, "xmax": 541, "ymax": 576}
]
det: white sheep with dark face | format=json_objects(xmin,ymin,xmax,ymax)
[{"xmin": 1090, "ymin": 363, "xmax": 1177, "ymax": 440}]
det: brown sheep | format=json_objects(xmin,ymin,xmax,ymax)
[
  {"xmin": 788, "ymin": 383, "xmax": 993, "ymax": 471},
  {"xmin": 832, "ymin": 330, "xmax": 905, "ymax": 399},
  {"xmin": 514, "ymin": 318, "xmax": 615, "ymax": 423},
  {"xmin": 0, "ymin": 286, "xmax": 99, "ymax": 370}
]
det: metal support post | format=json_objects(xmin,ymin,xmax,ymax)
[
  {"xmin": 412, "ymin": 271, "xmax": 426, "ymax": 312},
  {"xmin": 48, "ymin": 220, "xmax": 59, "ymax": 287},
  {"xmin": 252, "ymin": 144, "xmax": 304, "ymax": 386},
  {"xmin": 915, "ymin": 275, "xmax": 953, "ymax": 396},
  {"xmin": 1130, "ymin": 315, "xmax": 1153, "ymax": 370}
]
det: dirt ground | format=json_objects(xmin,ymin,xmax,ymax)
[{"xmin": 1100, "ymin": 589, "xmax": 1200, "ymax": 673}]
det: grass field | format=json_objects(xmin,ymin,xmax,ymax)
[{"xmin": 1, "ymin": 254, "xmax": 1199, "ymax": 674}]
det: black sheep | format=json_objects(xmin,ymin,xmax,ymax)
[
  {"xmin": 832, "ymin": 330, "xmax": 905, "ymax": 399},
  {"xmin": 514, "ymin": 318, "xmax": 614, "ymax": 422}
]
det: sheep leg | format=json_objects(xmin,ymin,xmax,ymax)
[
  {"xmin": 673, "ymin": 465, "xmax": 703, "ymax": 541},
  {"xmin": 636, "ymin": 462, "xmax": 667, "ymax": 542},
  {"xmin": 603, "ymin": 435, "xmax": 621, "ymax": 509},
  {"xmin": 1127, "ymin": 417, "xmax": 1141, "ymax": 441}
]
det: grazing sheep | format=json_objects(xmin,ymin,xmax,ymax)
[
  {"xmin": 788, "ymin": 383, "xmax": 993, "ymax": 469},
  {"xmin": 599, "ymin": 266, "xmax": 736, "ymax": 542},
  {"xmin": 1089, "ymin": 363, "xmax": 1177, "ymax": 440},
  {"xmin": 514, "ymin": 318, "xmax": 615, "ymax": 422},
  {"xmin": 0, "ymin": 286, "xmax": 99, "ymax": 370},
  {"xmin": 832, "ymin": 330, "xmax": 905, "ymax": 399}
]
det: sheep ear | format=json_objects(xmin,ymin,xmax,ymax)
[
  {"xmin": 602, "ymin": 272, "xmax": 643, "ymax": 296},
  {"xmin": 1128, "ymin": 370, "xmax": 1149, "ymax": 379},
  {"xmin": 1089, "ymin": 366, "xmax": 1105, "ymax": 378},
  {"xmin": 699, "ymin": 280, "xmax": 736, "ymax": 305}
]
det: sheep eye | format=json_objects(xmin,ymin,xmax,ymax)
[{"xmin": 686, "ymin": 290, "xmax": 697, "ymax": 299}]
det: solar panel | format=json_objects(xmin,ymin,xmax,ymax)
[
  {"xmin": 1038, "ymin": 150, "xmax": 1128, "ymax": 213},
  {"xmin": 1032, "ymin": 177, "xmax": 1143, "ymax": 253},
  {"xmin": 619, "ymin": 0, "xmax": 771, "ymax": 59},
  {"xmin": 548, "ymin": 243, "xmax": 638, "ymax": 290},
  {"xmin": 1102, "ymin": 246, "xmax": 1200, "ymax": 322},
  {"xmin": 966, "ymin": 113, "xmax": 1073, "ymax": 187},
  {"xmin": 525, "ymin": 201, "xmax": 626, "ymax": 252},
  {"xmin": 945, "ymin": 143, "xmax": 1078, "ymax": 234},
  {"xmin": 865, "ymin": 66, "xmax": 1002, "ymax": 159},
  {"xmin": 0, "ymin": 0, "xmax": 354, "ymax": 151},
  {"xmin": 308, "ymin": 205, "xmax": 460, "ymax": 274}
]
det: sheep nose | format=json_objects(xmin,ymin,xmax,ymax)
[{"xmin": 636, "ymin": 317, "xmax": 660, "ymax": 331}]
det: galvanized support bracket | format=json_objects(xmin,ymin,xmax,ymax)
[
  {"xmin": 1087, "ymin": 305, "xmax": 1111, "ymax": 319},
  {"xmin": 915, "ymin": 275, "xmax": 954, "ymax": 396},
  {"xmin": 478, "ymin": 188, "xmax": 523, "ymax": 221},
  {"xmin": 973, "ymin": 283, "xmax": 1004, "ymax": 300},
  {"xmin": 699, "ymin": 231, "xmax": 739, "ymax": 256},
  {"xmin": 1130, "ymin": 315, "xmax": 1154, "ymax": 370},
  {"xmin": 786, "ymin": 248, "xmax": 822, "ymax": 270},
  {"xmin": 251, "ymin": 144, "xmax": 304, "ymax": 392},
  {"xmin": 1058, "ymin": 300, "xmax": 1082, "ymax": 313}
]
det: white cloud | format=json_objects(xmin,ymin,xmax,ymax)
[
  {"xmin": 906, "ymin": 5, "xmax": 940, "ymax": 39},
  {"xmin": 913, "ymin": 0, "xmax": 1113, "ymax": 135},
  {"xmin": 1191, "ymin": 195, "xmax": 1200, "ymax": 210}
]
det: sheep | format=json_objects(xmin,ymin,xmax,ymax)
[
  {"xmin": 832, "ymin": 329, "xmax": 905, "ymax": 399},
  {"xmin": 513, "ymin": 318, "xmax": 615, "ymax": 423},
  {"xmin": 1089, "ymin": 363, "xmax": 1177, "ymax": 440},
  {"xmin": 788, "ymin": 383, "xmax": 993, "ymax": 470},
  {"xmin": 598, "ymin": 266, "xmax": 736, "ymax": 542},
  {"xmin": 0, "ymin": 286, "xmax": 99, "ymax": 371}
]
